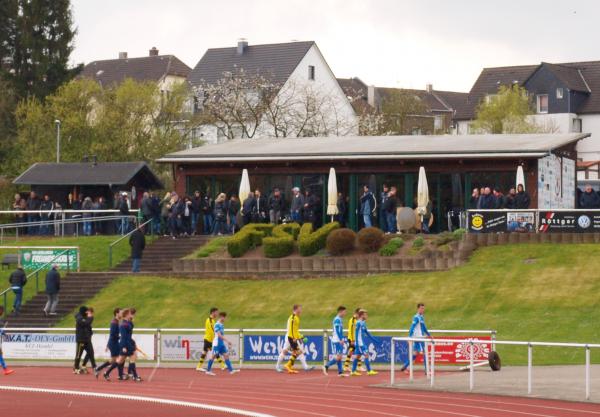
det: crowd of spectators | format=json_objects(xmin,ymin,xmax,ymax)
[{"xmin": 468, "ymin": 184, "xmax": 531, "ymax": 210}]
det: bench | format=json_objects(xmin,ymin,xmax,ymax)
[{"xmin": 1, "ymin": 254, "xmax": 18, "ymax": 270}]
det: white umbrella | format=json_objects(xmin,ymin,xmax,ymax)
[
  {"xmin": 516, "ymin": 165, "xmax": 525, "ymax": 190},
  {"xmin": 239, "ymin": 169, "xmax": 251, "ymax": 211},
  {"xmin": 417, "ymin": 166, "xmax": 429, "ymax": 217},
  {"xmin": 326, "ymin": 167, "xmax": 339, "ymax": 221}
]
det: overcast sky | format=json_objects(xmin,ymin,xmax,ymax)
[{"xmin": 70, "ymin": 0, "xmax": 598, "ymax": 92}]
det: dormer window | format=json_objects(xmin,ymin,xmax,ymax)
[
  {"xmin": 537, "ymin": 94, "xmax": 548, "ymax": 114},
  {"xmin": 308, "ymin": 65, "xmax": 315, "ymax": 81},
  {"xmin": 556, "ymin": 88, "xmax": 564, "ymax": 99}
]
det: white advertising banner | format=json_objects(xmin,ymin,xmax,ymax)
[
  {"xmin": 2, "ymin": 333, "xmax": 155, "ymax": 360},
  {"xmin": 161, "ymin": 334, "xmax": 239, "ymax": 362}
]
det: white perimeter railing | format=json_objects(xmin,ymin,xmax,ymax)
[{"xmin": 391, "ymin": 336, "xmax": 600, "ymax": 401}]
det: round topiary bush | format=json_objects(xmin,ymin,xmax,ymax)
[
  {"xmin": 357, "ymin": 227, "xmax": 385, "ymax": 253},
  {"xmin": 326, "ymin": 228, "xmax": 356, "ymax": 256}
]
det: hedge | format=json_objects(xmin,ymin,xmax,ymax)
[
  {"xmin": 357, "ymin": 227, "xmax": 385, "ymax": 253},
  {"xmin": 379, "ymin": 237, "xmax": 404, "ymax": 256},
  {"xmin": 227, "ymin": 223, "xmax": 275, "ymax": 258},
  {"xmin": 263, "ymin": 222, "xmax": 301, "ymax": 258},
  {"xmin": 326, "ymin": 228, "xmax": 356, "ymax": 256},
  {"xmin": 298, "ymin": 222, "xmax": 340, "ymax": 256},
  {"xmin": 412, "ymin": 236, "xmax": 425, "ymax": 248}
]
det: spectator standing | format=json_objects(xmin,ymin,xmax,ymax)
[
  {"xmin": 242, "ymin": 192, "xmax": 255, "ymax": 226},
  {"xmin": 118, "ymin": 193, "xmax": 130, "ymax": 235},
  {"xmin": 8, "ymin": 267, "xmax": 27, "ymax": 316},
  {"xmin": 81, "ymin": 196, "xmax": 94, "ymax": 236},
  {"xmin": 505, "ymin": 188, "xmax": 516, "ymax": 209},
  {"xmin": 303, "ymin": 189, "xmax": 318, "ymax": 226},
  {"xmin": 160, "ymin": 192, "xmax": 171, "ymax": 235},
  {"xmin": 150, "ymin": 192, "xmax": 161, "ymax": 235},
  {"xmin": 359, "ymin": 185, "xmax": 376, "ymax": 228},
  {"xmin": 129, "ymin": 225, "xmax": 146, "ymax": 273},
  {"xmin": 43, "ymin": 265, "xmax": 60, "ymax": 316},
  {"xmin": 183, "ymin": 196, "xmax": 193, "ymax": 236},
  {"xmin": 96, "ymin": 196, "xmax": 108, "ymax": 235},
  {"xmin": 290, "ymin": 187, "xmax": 304, "ymax": 223},
  {"xmin": 201, "ymin": 193, "xmax": 214, "ymax": 234},
  {"xmin": 228, "ymin": 195, "xmax": 240, "ymax": 233},
  {"xmin": 514, "ymin": 184, "xmax": 531, "ymax": 209},
  {"xmin": 493, "ymin": 188, "xmax": 506, "ymax": 209},
  {"xmin": 253, "ymin": 189, "xmax": 268, "ymax": 223},
  {"xmin": 170, "ymin": 194, "xmax": 184, "ymax": 238},
  {"xmin": 26, "ymin": 191, "xmax": 41, "ymax": 235},
  {"xmin": 73, "ymin": 306, "xmax": 95, "ymax": 374},
  {"xmin": 140, "ymin": 192, "xmax": 153, "ymax": 227},
  {"xmin": 191, "ymin": 191, "xmax": 202, "ymax": 234},
  {"xmin": 12, "ymin": 194, "xmax": 25, "ymax": 233},
  {"xmin": 579, "ymin": 184, "xmax": 600, "ymax": 208},
  {"xmin": 213, "ymin": 193, "xmax": 228, "ymax": 235},
  {"xmin": 383, "ymin": 189, "xmax": 398, "ymax": 234},
  {"xmin": 268, "ymin": 188, "xmax": 285, "ymax": 224},
  {"xmin": 379, "ymin": 184, "xmax": 389, "ymax": 230},
  {"xmin": 479, "ymin": 187, "xmax": 495, "ymax": 209},
  {"xmin": 469, "ymin": 188, "xmax": 480, "ymax": 210}
]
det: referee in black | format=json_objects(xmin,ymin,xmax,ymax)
[{"xmin": 73, "ymin": 305, "xmax": 96, "ymax": 374}]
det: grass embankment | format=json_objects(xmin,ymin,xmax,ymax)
[
  {"xmin": 55, "ymin": 243, "xmax": 600, "ymax": 365},
  {"xmin": 184, "ymin": 236, "xmax": 229, "ymax": 258},
  {"xmin": 1, "ymin": 235, "xmax": 149, "ymax": 309}
]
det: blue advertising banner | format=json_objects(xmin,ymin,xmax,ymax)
[
  {"xmin": 326, "ymin": 336, "xmax": 410, "ymax": 364},
  {"xmin": 243, "ymin": 334, "xmax": 323, "ymax": 362}
]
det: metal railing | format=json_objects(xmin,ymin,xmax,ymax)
[
  {"xmin": 108, "ymin": 218, "xmax": 153, "ymax": 268},
  {"xmin": 1, "ymin": 247, "xmax": 78, "ymax": 318},
  {"xmin": 391, "ymin": 336, "xmax": 600, "ymax": 401}
]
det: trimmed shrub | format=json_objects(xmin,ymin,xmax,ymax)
[
  {"xmin": 227, "ymin": 223, "xmax": 275, "ymax": 258},
  {"xmin": 412, "ymin": 236, "xmax": 425, "ymax": 248},
  {"xmin": 452, "ymin": 228, "xmax": 466, "ymax": 240},
  {"xmin": 434, "ymin": 231, "xmax": 454, "ymax": 247},
  {"xmin": 298, "ymin": 222, "xmax": 340, "ymax": 256},
  {"xmin": 326, "ymin": 228, "xmax": 356, "ymax": 256},
  {"xmin": 263, "ymin": 222, "xmax": 301, "ymax": 258},
  {"xmin": 379, "ymin": 237, "xmax": 404, "ymax": 256},
  {"xmin": 357, "ymin": 227, "xmax": 385, "ymax": 253}
]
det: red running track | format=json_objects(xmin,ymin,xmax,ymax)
[{"xmin": 1, "ymin": 367, "xmax": 599, "ymax": 417}]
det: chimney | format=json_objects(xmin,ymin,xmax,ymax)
[
  {"xmin": 118, "ymin": 52, "xmax": 128, "ymax": 59},
  {"xmin": 149, "ymin": 47, "xmax": 159, "ymax": 56},
  {"xmin": 426, "ymin": 83, "xmax": 433, "ymax": 93},
  {"xmin": 237, "ymin": 38, "xmax": 248, "ymax": 55},
  {"xmin": 367, "ymin": 85, "xmax": 376, "ymax": 108}
]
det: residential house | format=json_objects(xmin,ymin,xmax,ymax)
[
  {"xmin": 79, "ymin": 47, "xmax": 191, "ymax": 96},
  {"xmin": 455, "ymin": 61, "xmax": 600, "ymax": 166},
  {"xmin": 337, "ymin": 77, "xmax": 468, "ymax": 134},
  {"xmin": 187, "ymin": 40, "xmax": 358, "ymax": 144}
]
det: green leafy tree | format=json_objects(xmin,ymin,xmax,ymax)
[
  {"xmin": 380, "ymin": 90, "xmax": 428, "ymax": 134},
  {"xmin": 472, "ymin": 84, "xmax": 543, "ymax": 133}
]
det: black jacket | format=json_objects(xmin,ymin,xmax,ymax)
[
  {"xmin": 9, "ymin": 268, "xmax": 27, "ymax": 287},
  {"xmin": 514, "ymin": 191, "xmax": 531, "ymax": 209},
  {"xmin": 119, "ymin": 199, "xmax": 129, "ymax": 215},
  {"xmin": 242, "ymin": 196, "xmax": 256, "ymax": 216},
  {"xmin": 382, "ymin": 196, "xmax": 398, "ymax": 213},
  {"xmin": 479, "ymin": 194, "xmax": 496, "ymax": 209},
  {"xmin": 45, "ymin": 268, "xmax": 60, "ymax": 294},
  {"xmin": 129, "ymin": 229, "xmax": 146, "ymax": 258},
  {"xmin": 75, "ymin": 312, "xmax": 93, "ymax": 342},
  {"xmin": 141, "ymin": 197, "xmax": 153, "ymax": 217},
  {"xmin": 505, "ymin": 194, "xmax": 516, "ymax": 209},
  {"xmin": 191, "ymin": 197, "xmax": 202, "ymax": 214},
  {"xmin": 494, "ymin": 194, "xmax": 506, "ymax": 209},
  {"xmin": 579, "ymin": 190, "xmax": 600, "ymax": 209},
  {"xmin": 268, "ymin": 195, "xmax": 285, "ymax": 211}
]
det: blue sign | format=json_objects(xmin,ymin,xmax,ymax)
[
  {"xmin": 326, "ymin": 336, "xmax": 410, "ymax": 364},
  {"xmin": 243, "ymin": 335, "xmax": 323, "ymax": 362}
]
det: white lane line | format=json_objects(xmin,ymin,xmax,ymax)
[{"xmin": 0, "ymin": 385, "xmax": 276, "ymax": 417}]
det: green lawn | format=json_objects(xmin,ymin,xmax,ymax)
[
  {"xmin": 54, "ymin": 243, "xmax": 600, "ymax": 365},
  {"xmin": 184, "ymin": 236, "xmax": 229, "ymax": 258},
  {"xmin": 1, "ymin": 235, "xmax": 150, "ymax": 311}
]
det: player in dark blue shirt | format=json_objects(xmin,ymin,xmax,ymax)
[
  {"xmin": 104, "ymin": 308, "xmax": 141, "ymax": 381},
  {"xmin": 96, "ymin": 308, "xmax": 121, "ymax": 379}
]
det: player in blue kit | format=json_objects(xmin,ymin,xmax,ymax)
[
  {"xmin": 400, "ymin": 303, "xmax": 432, "ymax": 374},
  {"xmin": 103, "ymin": 308, "xmax": 141, "ymax": 381},
  {"xmin": 96, "ymin": 307, "xmax": 121, "ymax": 379},
  {"xmin": 0, "ymin": 306, "xmax": 14, "ymax": 375},
  {"xmin": 351, "ymin": 309, "xmax": 379, "ymax": 376},
  {"xmin": 322, "ymin": 306, "xmax": 348, "ymax": 376},
  {"xmin": 205, "ymin": 312, "xmax": 239, "ymax": 376}
]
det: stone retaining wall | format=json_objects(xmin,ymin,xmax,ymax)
[{"xmin": 463, "ymin": 232, "xmax": 600, "ymax": 246}]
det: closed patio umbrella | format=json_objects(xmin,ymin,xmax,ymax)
[
  {"xmin": 417, "ymin": 166, "xmax": 429, "ymax": 219},
  {"xmin": 516, "ymin": 165, "xmax": 525, "ymax": 190},
  {"xmin": 326, "ymin": 167, "xmax": 339, "ymax": 222},
  {"xmin": 239, "ymin": 169, "xmax": 251, "ymax": 211}
]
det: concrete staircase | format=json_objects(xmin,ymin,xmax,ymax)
[{"xmin": 5, "ymin": 235, "xmax": 210, "ymax": 328}]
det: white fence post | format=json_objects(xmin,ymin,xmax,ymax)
[
  {"xmin": 430, "ymin": 342, "xmax": 435, "ymax": 387},
  {"xmin": 469, "ymin": 340, "xmax": 474, "ymax": 391},
  {"xmin": 408, "ymin": 340, "xmax": 414, "ymax": 382},
  {"xmin": 528, "ymin": 343, "xmax": 533, "ymax": 395},
  {"xmin": 586, "ymin": 345, "xmax": 591, "ymax": 400},
  {"xmin": 239, "ymin": 329, "xmax": 244, "ymax": 368},
  {"xmin": 390, "ymin": 338, "xmax": 395, "ymax": 385}
]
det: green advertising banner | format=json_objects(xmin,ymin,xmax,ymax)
[{"xmin": 19, "ymin": 249, "xmax": 78, "ymax": 271}]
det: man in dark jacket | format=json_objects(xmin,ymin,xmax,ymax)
[
  {"xmin": 43, "ymin": 265, "xmax": 60, "ymax": 316},
  {"xmin": 383, "ymin": 189, "xmax": 398, "ymax": 233},
  {"xmin": 191, "ymin": 191, "xmax": 202, "ymax": 234},
  {"xmin": 201, "ymin": 194, "xmax": 214, "ymax": 234},
  {"xmin": 118, "ymin": 193, "xmax": 130, "ymax": 234},
  {"xmin": 505, "ymin": 188, "xmax": 517, "ymax": 209},
  {"xmin": 253, "ymin": 189, "xmax": 268, "ymax": 223},
  {"xmin": 579, "ymin": 184, "xmax": 600, "ymax": 208},
  {"xmin": 479, "ymin": 187, "xmax": 496, "ymax": 209},
  {"xmin": 268, "ymin": 188, "xmax": 285, "ymax": 224},
  {"xmin": 493, "ymin": 188, "xmax": 506, "ymax": 209},
  {"xmin": 74, "ymin": 306, "xmax": 95, "ymax": 374},
  {"xmin": 9, "ymin": 267, "xmax": 27, "ymax": 315},
  {"xmin": 26, "ymin": 191, "xmax": 41, "ymax": 235},
  {"xmin": 140, "ymin": 192, "xmax": 153, "ymax": 226},
  {"xmin": 514, "ymin": 184, "xmax": 531, "ymax": 209},
  {"xmin": 129, "ymin": 225, "xmax": 146, "ymax": 273},
  {"xmin": 290, "ymin": 187, "xmax": 304, "ymax": 223},
  {"xmin": 241, "ymin": 192, "xmax": 255, "ymax": 226}
]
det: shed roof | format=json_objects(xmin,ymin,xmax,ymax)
[
  {"xmin": 159, "ymin": 133, "xmax": 588, "ymax": 163},
  {"xmin": 13, "ymin": 162, "xmax": 163, "ymax": 188}
]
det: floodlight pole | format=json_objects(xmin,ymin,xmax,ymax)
[{"xmin": 55, "ymin": 119, "xmax": 61, "ymax": 163}]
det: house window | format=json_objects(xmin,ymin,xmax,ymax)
[
  {"xmin": 537, "ymin": 94, "xmax": 549, "ymax": 114},
  {"xmin": 573, "ymin": 118, "xmax": 582, "ymax": 133},
  {"xmin": 308, "ymin": 65, "xmax": 315, "ymax": 81},
  {"xmin": 556, "ymin": 88, "xmax": 564, "ymax": 99},
  {"xmin": 434, "ymin": 115, "xmax": 443, "ymax": 131}
]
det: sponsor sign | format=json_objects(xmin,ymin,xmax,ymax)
[
  {"xmin": 2, "ymin": 333, "xmax": 155, "ymax": 360},
  {"xmin": 243, "ymin": 335, "xmax": 323, "ymax": 362},
  {"xmin": 538, "ymin": 211, "xmax": 600, "ymax": 233},
  {"xmin": 468, "ymin": 211, "xmax": 534, "ymax": 233},
  {"xmin": 161, "ymin": 334, "xmax": 239, "ymax": 362},
  {"xmin": 19, "ymin": 249, "xmax": 78, "ymax": 271}
]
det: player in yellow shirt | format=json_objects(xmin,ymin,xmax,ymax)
[
  {"xmin": 196, "ymin": 307, "xmax": 225, "ymax": 372},
  {"xmin": 276, "ymin": 304, "xmax": 305, "ymax": 374},
  {"xmin": 344, "ymin": 308, "xmax": 363, "ymax": 372}
]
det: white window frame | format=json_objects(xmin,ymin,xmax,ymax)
[
  {"xmin": 308, "ymin": 65, "xmax": 315, "ymax": 81},
  {"xmin": 556, "ymin": 88, "xmax": 564, "ymax": 99},
  {"xmin": 537, "ymin": 94, "xmax": 549, "ymax": 114}
]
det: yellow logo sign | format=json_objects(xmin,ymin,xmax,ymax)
[{"xmin": 471, "ymin": 214, "xmax": 484, "ymax": 231}]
